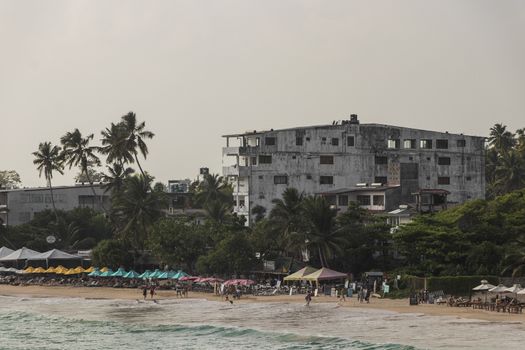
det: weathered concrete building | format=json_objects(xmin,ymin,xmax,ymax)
[
  {"xmin": 222, "ymin": 115, "xmax": 485, "ymax": 225},
  {"xmin": 0, "ymin": 185, "xmax": 109, "ymax": 226}
]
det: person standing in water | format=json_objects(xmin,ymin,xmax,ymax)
[
  {"xmin": 305, "ymin": 291, "xmax": 312, "ymax": 306},
  {"xmin": 150, "ymin": 285, "xmax": 155, "ymax": 299}
]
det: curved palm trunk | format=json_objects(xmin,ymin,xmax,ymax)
[
  {"xmin": 84, "ymin": 168, "xmax": 107, "ymax": 213},
  {"xmin": 134, "ymin": 153, "xmax": 146, "ymax": 178},
  {"xmin": 47, "ymin": 178, "xmax": 59, "ymax": 222}
]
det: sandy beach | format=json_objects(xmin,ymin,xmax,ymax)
[{"xmin": 1, "ymin": 284, "xmax": 523, "ymax": 323}]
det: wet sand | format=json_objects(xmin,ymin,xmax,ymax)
[{"xmin": 0, "ymin": 284, "xmax": 523, "ymax": 323}]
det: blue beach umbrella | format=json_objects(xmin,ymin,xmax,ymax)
[
  {"xmin": 123, "ymin": 270, "xmax": 141, "ymax": 279},
  {"xmin": 88, "ymin": 268, "xmax": 101, "ymax": 277},
  {"xmin": 171, "ymin": 270, "xmax": 190, "ymax": 280},
  {"xmin": 111, "ymin": 267, "xmax": 128, "ymax": 277},
  {"xmin": 157, "ymin": 271, "xmax": 177, "ymax": 279},
  {"xmin": 99, "ymin": 269, "xmax": 114, "ymax": 277},
  {"xmin": 148, "ymin": 269, "xmax": 163, "ymax": 279},
  {"xmin": 138, "ymin": 270, "xmax": 151, "ymax": 279}
]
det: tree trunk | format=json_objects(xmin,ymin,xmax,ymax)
[
  {"xmin": 85, "ymin": 168, "xmax": 107, "ymax": 213},
  {"xmin": 47, "ymin": 178, "xmax": 59, "ymax": 223},
  {"xmin": 134, "ymin": 153, "xmax": 146, "ymax": 178}
]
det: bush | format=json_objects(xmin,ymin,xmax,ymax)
[
  {"xmin": 91, "ymin": 239, "xmax": 133, "ymax": 269},
  {"xmin": 402, "ymin": 275, "xmax": 499, "ymax": 296}
]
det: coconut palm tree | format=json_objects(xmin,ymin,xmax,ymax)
[
  {"xmin": 269, "ymin": 188, "xmax": 305, "ymax": 255},
  {"xmin": 101, "ymin": 163, "xmax": 134, "ymax": 196},
  {"xmin": 120, "ymin": 112, "xmax": 154, "ymax": 177},
  {"xmin": 302, "ymin": 196, "xmax": 346, "ymax": 268},
  {"xmin": 60, "ymin": 129, "xmax": 104, "ymax": 211},
  {"xmin": 32, "ymin": 142, "xmax": 64, "ymax": 222},
  {"xmin": 195, "ymin": 173, "xmax": 232, "ymax": 206},
  {"xmin": 488, "ymin": 123, "xmax": 515, "ymax": 155},
  {"xmin": 495, "ymin": 151, "xmax": 525, "ymax": 194},
  {"xmin": 99, "ymin": 122, "xmax": 134, "ymax": 166}
]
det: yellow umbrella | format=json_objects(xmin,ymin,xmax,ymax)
[
  {"xmin": 73, "ymin": 266, "xmax": 85, "ymax": 274},
  {"xmin": 54, "ymin": 266, "xmax": 68, "ymax": 274},
  {"xmin": 283, "ymin": 267, "xmax": 319, "ymax": 281},
  {"xmin": 44, "ymin": 266, "xmax": 56, "ymax": 273},
  {"xmin": 100, "ymin": 267, "xmax": 109, "ymax": 272},
  {"xmin": 24, "ymin": 266, "xmax": 35, "ymax": 273},
  {"xmin": 33, "ymin": 267, "xmax": 46, "ymax": 273},
  {"xmin": 64, "ymin": 268, "xmax": 78, "ymax": 275},
  {"xmin": 84, "ymin": 266, "xmax": 94, "ymax": 273}
]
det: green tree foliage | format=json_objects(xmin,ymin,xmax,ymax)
[
  {"xmin": 0, "ymin": 170, "xmax": 22, "ymax": 189},
  {"xmin": 394, "ymin": 189, "xmax": 525, "ymax": 276},
  {"xmin": 149, "ymin": 218, "xmax": 208, "ymax": 272},
  {"xmin": 92, "ymin": 239, "xmax": 133, "ymax": 269}
]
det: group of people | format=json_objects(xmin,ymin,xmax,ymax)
[{"xmin": 356, "ymin": 286, "xmax": 371, "ymax": 303}]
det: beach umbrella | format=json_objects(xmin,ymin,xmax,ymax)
[
  {"xmin": 73, "ymin": 266, "xmax": 86, "ymax": 274},
  {"xmin": 301, "ymin": 267, "xmax": 348, "ymax": 282},
  {"xmin": 84, "ymin": 266, "xmax": 94, "ymax": 273},
  {"xmin": 111, "ymin": 267, "xmax": 128, "ymax": 277},
  {"xmin": 88, "ymin": 268, "xmax": 101, "ymax": 277},
  {"xmin": 32, "ymin": 267, "xmax": 46, "ymax": 273},
  {"xmin": 0, "ymin": 267, "xmax": 7, "ymax": 272},
  {"xmin": 100, "ymin": 267, "xmax": 109, "ymax": 273},
  {"xmin": 64, "ymin": 268, "xmax": 79, "ymax": 275},
  {"xmin": 44, "ymin": 266, "xmax": 57, "ymax": 273},
  {"xmin": 138, "ymin": 270, "xmax": 151, "ymax": 279},
  {"xmin": 224, "ymin": 279, "xmax": 255, "ymax": 286},
  {"xmin": 472, "ymin": 279, "xmax": 496, "ymax": 291},
  {"xmin": 489, "ymin": 284, "xmax": 508, "ymax": 293},
  {"xmin": 23, "ymin": 266, "xmax": 35, "ymax": 273},
  {"xmin": 157, "ymin": 271, "xmax": 176, "ymax": 279},
  {"xmin": 123, "ymin": 270, "xmax": 141, "ymax": 279},
  {"xmin": 99, "ymin": 269, "xmax": 114, "ymax": 277},
  {"xmin": 283, "ymin": 266, "xmax": 319, "ymax": 281},
  {"xmin": 505, "ymin": 284, "xmax": 522, "ymax": 299},
  {"xmin": 148, "ymin": 269, "xmax": 163, "ymax": 279},
  {"xmin": 0, "ymin": 246, "xmax": 14, "ymax": 259},
  {"xmin": 180, "ymin": 276, "xmax": 199, "ymax": 282},
  {"xmin": 54, "ymin": 265, "xmax": 68, "ymax": 274},
  {"xmin": 171, "ymin": 270, "xmax": 189, "ymax": 280}
]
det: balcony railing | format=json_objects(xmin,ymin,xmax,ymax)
[
  {"xmin": 222, "ymin": 165, "xmax": 250, "ymax": 177},
  {"xmin": 222, "ymin": 146, "xmax": 259, "ymax": 156}
]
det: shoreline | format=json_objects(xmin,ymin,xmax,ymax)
[{"xmin": 1, "ymin": 284, "xmax": 524, "ymax": 323}]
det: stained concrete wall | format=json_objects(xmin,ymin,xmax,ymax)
[{"xmin": 223, "ymin": 122, "xmax": 485, "ymax": 225}]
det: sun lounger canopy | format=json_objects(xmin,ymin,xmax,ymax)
[
  {"xmin": 301, "ymin": 267, "xmax": 347, "ymax": 281},
  {"xmin": 488, "ymin": 284, "xmax": 508, "ymax": 293},
  {"xmin": 283, "ymin": 266, "xmax": 318, "ymax": 281},
  {"xmin": 472, "ymin": 280, "xmax": 496, "ymax": 291}
]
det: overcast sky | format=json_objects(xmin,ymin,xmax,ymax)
[{"xmin": 1, "ymin": 0, "xmax": 524, "ymax": 187}]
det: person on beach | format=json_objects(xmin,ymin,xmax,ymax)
[
  {"xmin": 150, "ymin": 285, "xmax": 155, "ymax": 299},
  {"xmin": 142, "ymin": 286, "xmax": 148, "ymax": 300},
  {"xmin": 305, "ymin": 291, "xmax": 312, "ymax": 306}
]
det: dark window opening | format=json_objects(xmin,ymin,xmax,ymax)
[
  {"xmin": 321, "ymin": 137, "xmax": 327, "ymax": 144},
  {"xmin": 251, "ymin": 156, "xmax": 257, "ymax": 166},
  {"xmin": 466, "ymin": 176, "xmax": 472, "ymax": 181},
  {"xmin": 357, "ymin": 195, "xmax": 371, "ymax": 206},
  {"xmin": 420, "ymin": 139, "xmax": 433, "ymax": 149},
  {"xmin": 438, "ymin": 157, "xmax": 451, "ymax": 165},
  {"xmin": 404, "ymin": 139, "xmax": 416, "ymax": 149},
  {"xmin": 374, "ymin": 176, "xmax": 387, "ymax": 184},
  {"xmin": 438, "ymin": 177, "xmax": 450, "ymax": 185},
  {"xmin": 388, "ymin": 139, "xmax": 400, "ymax": 149},
  {"xmin": 326, "ymin": 195, "xmax": 336, "ymax": 206},
  {"xmin": 265, "ymin": 137, "xmax": 276, "ymax": 146},
  {"xmin": 347, "ymin": 136, "xmax": 355, "ymax": 147},
  {"xmin": 320, "ymin": 155, "xmax": 334, "ymax": 164},
  {"xmin": 375, "ymin": 156, "xmax": 388, "ymax": 165},
  {"xmin": 457, "ymin": 139, "xmax": 466, "ymax": 147},
  {"xmin": 274, "ymin": 175, "xmax": 288, "ymax": 185},
  {"xmin": 331, "ymin": 138, "xmax": 339, "ymax": 146},
  {"xmin": 436, "ymin": 139, "xmax": 449, "ymax": 149},
  {"xmin": 306, "ymin": 174, "xmax": 312, "ymax": 180},
  {"xmin": 296, "ymin": 137, "xmax": 303, "ymax": 146},
  {"xmin": 259, "ymin": 155, "xmax": 272, "ymax": 164},
  {"xmin": 320, "ymin": 176, "xmax": 334, "ymax": 185},
  {"xmin": 338, "ymin": 195, "xmax": 349, "ymax": 206},
  {"xmin": 373, "ymin": 195, "xmax": 385, "ymax": 206}
]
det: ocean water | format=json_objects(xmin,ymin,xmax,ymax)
[{"xmin": 0, "ymin": 295, "xmax": 524, "ymax": 350}]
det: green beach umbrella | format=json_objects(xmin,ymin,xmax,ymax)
[
  {"xmin": 123, "ymin": 270, "xmax": 141, "ymax": 279},
  {"xmin": 148, "ymin": 269, "xmax": 162, "ymax": 279},
  {"xmin": 171, "ymin": 270, "xmax": 189, "ymax": 280},
  {"xmin": 111, "ymin": 267, "xmax": 128, "ymax": 277},
  {"xmin": 87, "ymin": 268, "xmax": 101, "ymax": 277},
  {"xmin": 138, "ymin": 270, "xmax": 151, "ymax": 279}
]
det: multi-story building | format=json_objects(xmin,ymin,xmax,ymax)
[
  {"xmin": 0, "ymin": 184, "xmax": 109, "ymax": 226},
  {"xmin": 222, "ymin": 115, "xmax": 485, "ymax": 225}
]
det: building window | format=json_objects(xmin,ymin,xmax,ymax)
[
  {"xmin": 420, "ymin": 139, "xmax": 433, "ymax": 149},
  {"xmin": 258, "ymin": 175, "xmax": 264, "ymax": 179},
  {"xmin": 357, "ymin": 195, "xmax": 371, "ymax": 206},
  {"xmin": 321, "ymin": 137, "xmax": 327, "ymax": 145},
  {"xmin": 259, "ymin": 155, "xmax": 272, "ymax": 164},
  {"xmin": 347, "ymin": 136, "xmax": 355, "ymax": 147},
  {"xmin": 404, "ymin": 139, "xmax": 416, "ymax": 149},
  {"xmin": 466, "ymin": 176, "xmax": 472, "ymax": 181},
  {"xmin": 338, "ymin": 195, "xmax": 349, "ymax": 206},
  {"xmin": 438, "ymin": 177, "xmax": 450, "ymax": 185},
  {"xmin": 436, "ymin": 139, "xmax": 449, "ymax": 149},
  {"xmin": 265, "ymin": 137, "xmax": 276, "ymax": 146},
  {"xmin": 331, "ymin": 138, "xmax": 339, "ymax": 146},
  {"xmin": 374, "ymin": 176, "xmax": 387, "ymax": 184},
  {"xmin": 306, "ymin": 174, "xmax": 312, "ymax": 180},
  {"xmin": 274, "ymin": 175, "xmax": 288, "ymax": 185},
  {"xmin": 373, "ymin": 195, "xmax": 385, "ymax": 206},
  {"xmin": 251, "ymin": 156, "xmax": 257, "ymax": 165},
  {"xmin": 320, "ymin": 176, "xmax": 334, "ymax": 185},
  {"xmin": 296, "ymin": 137, "xmax": 303, "ymax": 146},
  {"xmin": 326, "ymin": 196, "xmax": 336, "ymax": 206},
  {"xmin": 320, "ymin": 155, "xmax": 334, "ymax": 164},
  {"xmin": 457, "ymin": 139, "xmax": 466, "ymax": 147},
  {"xmin": 238, "ymin": 197, "xmax": 246, "ymax": 207},
  {"xmin": 375, "ymin": 156, "xmax": 388, "ymax": 165},
  {"xmin": 387, "ymin": 139, "xmax": 400, "ymax": 149},
  {"xmin": 438, "ymin": 157, "xmax": 451, "ymax": 165}
]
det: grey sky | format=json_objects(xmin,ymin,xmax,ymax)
[{"xmin": 1, "ymin": 0, "xmax": 524, "ymax": 187}]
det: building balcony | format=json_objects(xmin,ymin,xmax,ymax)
[
  {"xmin": 233, "ymin": 205, "xmax": 249, "ymax": 215},
  {"xmin": 223, "ymin": 165, "xmax": 250, "ymax": 177},
  {"xmin": 222, "ymin": 146, "xmax": 259, "ymax": 156}
]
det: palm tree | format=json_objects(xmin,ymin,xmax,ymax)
[
  {"xmin": 195, "ymin": 173, "xmax": 232, "ymax": 206},
  {"xmin": 101, "ymin": 163, "xmax": 134, "ymax": 196},
  {"xmin": 269, "ymin": 188, "xmax": 305, "ymax": 256},
  {"xmin": 488, "ymin": 123, "xmax": 515, "ymax": 155},
  {"xmin": 32, "ymin": 142, "xmax": 64, "ymax": 222},
  {"xmin": 99, "ymin": 122, "xmax": 134, "ymax": 166},
  {"xmin": 495, "ymin": 151, "xmax": 525, "ymax": 194},
  {"xmin": 112, "ymin": 174, "xmax": 167, "ymax": 252},
  {"xmin": 60, "ymin": 129, "xmax": 104, "ymax": 210},
  {"xmin": 203, "ymin": 199, "xmax": 231, "ymax": 224},
  {"xmin": 302, "ymin": 196, "xmax": 346, "ymax": 268},
  {"xmin": 120, "ymin": 112, "xmax": 154, "ymax": 177},
  {"xmin": 503, "ymin": 237, "xmax": 525, "ymax": 278}
]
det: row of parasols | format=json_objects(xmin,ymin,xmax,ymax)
[{"xmin": 473, "ymin": 280, "xmax": 525, "ymax": 295}]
